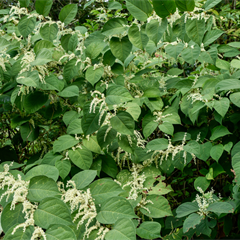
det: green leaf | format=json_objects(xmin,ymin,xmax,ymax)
[
  {"xmin": 106, "ymin": 85, "xmax": 133, "ymax": 105},
  {"xmin": 53, "ymin": 135, "xmax": 79, "ymax": 153},
  {"xmin": 69, "ymin": 147, "xmax": 93, "ymax": 170},
  {"xmin": 86, "ymin": 41, "xmax": 106, "ymax": 60},
  {"xmin": 210, "ymin": 144, "xmax": 223, "ymax": 162},
  {"xmin": 215, "ymin": 79, "xmax": 240, "ymax": 92},
  {"xmin": 23, "ymin": 91, "xmax": 48, "ymax": 113},
  {"xmin": 86, "ymin": 66, "xmax": 104, "ymax": 86},
  {"xmin": 63, "ymin": 59, "xmax": 80, "ymax": 82},
  {"xmin": 146, "ymin": 138, "xmax": 168, "ymax": 151},
  {"xmin": 102, "ymin": 18, "xmax": 128, "ymax": 37},
  {"xmin": 17, "ymin": 70, "xmax": 40, "ymax": 87},
  {"xmin": 34, "ymin": 39, "xmax": 54, "ymax": 55},
  {"xmin": 110, "ymin": 112, "xmax": 135, "ymax": 135},
  {"xmin": 183, "ymin": 213, "xmax": 203, "ymax": 233},
  {"xmin": 34, "ymin": 197, "xmax": 72, "ymax": 229},
  {"xmin": 20, "ymin": 123, "xmax": 39, "ymax": 142},
  {"xmin": 175, "ymin": 0, "xmax": 195, "ymax": 11},
  {"xmin": 4, "ymin": 225, "xmax": 34, "ymax": 240},
  {"xmin": 89, "ymin": 178, "xmax": 123, "ymax": 205},
  {"xmin": 68, "ymin": 33, "xmax": 78, "ymax": 52},
  {"xmin": 97, "ymin": 196, "xmax": 137, "ymax": 224},
  {"xmin": 55, "ymin": 159, "xmax": 71, "ymax": 180},
  {"xmin": 35, "ymin": 0, "xmax": 53, "ymax": 16},
  {"xmin": 11, "ymin": 116, "xmax": 30, "ymax": 128},
  {"xmin": 97, "ymin": 125, "xmax": 117, "ymax": 149},
  {"xmin": 18, "ymin": 16, "xmax": 36, "ymax": 37},
  {"xmin": 181, "ymin": 44, "xmax": 201, "ymax": 65},
  {"xmin": 27, "ymin": 176, "xmax": 60, "ymax": 202},
  {"xmin": 59, "ymin": 4, "xmax": 78, "ymax": 25},
  {"xmin": 1, "ymin": 203, "xmax": 25, "ymax": 233},
  {"xmin": 194, "ymin": 177, "xmax": 211, "ymax": 192},
  {"xmin": 25, "ymin": 165, "xmax": 59, "ymax": 181},
  {"xmin": 63, "ymin": 111, "xmax": 80, "ymax": 126},
  {"xmin": 39, "ymin": 74, "xmax": 64, "ymax": 91},
  {"xmin": 71, "ymin": 170, "xmax": 97, "ymax": 189},
  {"xmin": 185, "ymin": 18, "xmax": 205, "ymax": 46},
  {"xmin": 126, "ymin": 0, "xmax": 153, "ymax": 22},
  {"xmin": 152, "ymin": 0, "xmax": 176, "ymax": 19},
  {"xmin": 176, "ymin": 202, "xmax": 199, "ymax": 218},
  {"xmin": 183, "ymin": 140, "xmax": 201, "ymax": 156},
  {"xmin": 203, "ymin": 29, "xmax": 224, "ymax": 47},
  {"xmin": 67, "ymin": 119, "xmax": 83, "ymax": 135},
  {"xmin": 213, "ymin": 98, "xmax": 230, "ymax": 118},
  {"xmin": 19, "ymin": 0, "xmax": 30, "ymax": 7},
  {"xmin": 216, "ymin": 58, "xmax": 230, "ymax": 70},
  {"xmin": 105, "ymin": 218, "xmax": 136, "ymax": 240},
  {"xmin": 231, "ymin": 59, "xmax": 240, "ymax": 69},
  {"xmin": 102, "ymin": 154, "xmax": 119, "ymax": 178},
  {"xmin": 45, "ymin": 224, "xmax": 77, "ymax": 240},
  {"xmin": 204, "ymin": 0, "xmax": 222, "ymax": 11},
  {"xmin": 159, "ymin": 122, "xmax": 174, "ymax": 136},
  {"xmin": 110, "ymin": 36, "xmax": 132, "ymax": 62},
  {"xmin": 82, "ymin": 136, "xmax": 103, "ymax": 154},
  {"xmin": 31, "ymin": 48, "xmax": 53, "ymax": 66},
  {"xmin": 230, "ymin": 92, "xmax": 240, "ymax": 107},
  {"xmin": 128, "ymin": 24, "xmax": 149, "ymax": 50},
  {"xmin": 125, "ymin": 102, "xmax": 141, "ymax": 121},
  {"xmin": 137, "ymin": 221, "xmax": 161, "ymax": 239},
  {"xmin": 210, "ymin": 126, "xmax": 231, "ymax": 141},
  {"xmin": 40, "ymin": 23, "xmax": 58, "ymax": 42},
  {"xmin": 140, "ymin": 195, "xmax": 172, "ymax": 218},
  {"xmin": 57, "ymin": 85, "xmax": 79, "ymax": 97},
  {"xmin": 146, "ymin": 19, "xmax": 167, "ymax": 46},
  {"xmin": 207, "ymin": 202, "xmax": 234, "ymax": 214}
]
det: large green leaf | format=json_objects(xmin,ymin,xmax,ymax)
[
  {"xmin": 34, "ymin": 197, "xmax": 72, "ymax": 229},
  {"xmin": 53, "ymin": 135, "xmax": 79, "ymax": 153},
  {"xmin": 165, "ymin": 43, "xmax": 184, "ymax": 60},
  {"xmin": 18, "ymin": 16, "xmax": 36, "ymax": 37},
  {"xmin": 25, "ymin": 165, "xmax": 59, "ymax": 181},
  {"xmin": 86, "ymin": 66, "xmax": 104, "ymax": 86},
  {"xmin": 35, "ymin": 0, "xmax": 53, "ymax": 16},
  {"xmin": 110, "ymin": 36, "xmax": 132, "ymax": 62},
  {"xmin": 96, "ymin": 196, "xmax": 137, "ymax": 224},
  {"xmin": 45, "ymin": 224, "xmax": 77, "ymax": 240},
  {"xmin": 59, "ymin": 4, "xmax": 78, "ymax": 25},
  {"xmin": 1, "ymin": 203, "xmax": 25, "ymax": 233},
  {"xmin": 126, "ymin": 0, "xmax": 153, "ymax": 22},
  {"xmin": 175, "ymin": 0, "xmax": 195, "ymax": 11},
  {"xmin": 152, "ymin": 0, "xmax": 176, "ymax": 19},
  {"xmin": 102, "ymin": 18, "xmax": 128, "ymax": 36},
  {"xmin": 140, "ymin": 195, "xmax": 172, "ymax": 218},
  {"xmin": 23, "ymin": 91, "xmax": 48, "ymax": 113},
  {"xmin": 128, "ymin": 24, "xmax": 149, "ymax": 50},
  {"xmin": 71, "ymin": 170, "xmax": 97, "ymax": 189},
  {"xmin": 105, "ymin": 218, "xmax": 136, "ymax": 240},
  {"xmin": 215, "ymin": 79, "xmax": 240, "ymax": 92},
  {"xmin": 110, "ymin": 112, "xmax": 135, "ymax": 135},
  {"xmin": 203, "ymin": 29, "xmax": 224, "ymax": 47},
  {"xmin": 185, "ymin": 18, "xmax": 205, "ymax": 46},
  {"xmin": 136, "ymin": 221, "xmax": 161, "ymax": 239},
  {"xmin": 106, "ymin": 85, "xmax": 133, "ymax": 105},
  {"xmin": 89, "ymin": 178, "xmax": 123, "ymax": 205},
  {"xmin": 207, "ymin": 202, "xmax": 234, "ymax": 214},
  {"xmin": 40, "ymin": 23, "xmax": 58, "ymax": 42},
  {"xmin": 27, "ymin": 176, "xmax": 60, "ymax": 202},
  {"xmin": 210, "ymin": 126, "xmax": 231, "ymax": 141},
  {"xmin": 68, "ymin": 147, "xmax": 93, "ymax": 170}
]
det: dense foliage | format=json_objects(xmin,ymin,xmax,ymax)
[{"xmin": 0, "ymin": 0, "xmax": 240, "ymax": 239}]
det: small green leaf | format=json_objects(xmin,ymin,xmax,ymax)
[
  {"xmin": 86, "ymin": 66, "xmax": 104, "ymax": 86},
  {"xmin": 18, "ymin": 16, "xmax": 36, "ymax": 37},
  {"xmin": 71, "ymin": 170, "xmax": 97, "ymax": 189},
  {"xmin": 146, "ymin": 138, "xmax": 168, "ymax": 151},
  {"xmin": 183, "ymin": 213, "xmax": 203, "ymax": 233},
  {"xmin": 215, "ymin": 79, "xmax": 240, "ymax": 92},
  {"xmin": 204, "ymin": 0, "xmax": 222, "ymax": 10},
  {"xmin": 45, "ymin": 224, "xmax": 77, "ymax": 240},
  {"xmin": 210, "ymin": 144, "xmax": 224, "ymax": 162},
  {"xmin": 175, "ymin": 0, "xmax": 195, "ymax": 11},
  {"xmin": 40, "ymin": 23, "xmax": 58, "ymax": 42},
  {"xmin": 57, "ymin": 85, "xmax": 79, "ymax": 97},
  {"xmin": 176, "ymin": 202, "xmax": 199, "ymax": 218},
  {"xmin": 216, "ymin": 58, "xmax": 230, "ymax": 70},
  {"xmin": 152, "ymin": 0, "xmax": 176, "ymax": 19},
  {"xmin": 55, "ymin": 159, "xmax": 71, "ymax": 180},
  {"xmin": 194, "ymin": 177, "xmax": 211, "ymax": 192},
  {"xmin": 214, "ymin": 98, "xmax": 230, "ymax": 118},
  {"xmin": 137, "ymin": 221, "xmax": 161, "ymax": 239},
  {"xmin": 230, "ymin": 92, "xmax": 240, "ymax": 107},
  {"xmin": 53, "ymin": 135, "xmax": 79, "ymax": 153},
  {"xmin": 31, "ymin": 48, "xmax": 53, "ymax": 66},
  {"xmin": 207, "ymin": 202, "xmax": 234, "ymax": 214},
  {"xmin": 102, "ymin": 18, "xmax": 128, "ymax": 37}
]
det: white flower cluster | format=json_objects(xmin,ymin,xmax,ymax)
[
  {"xmin": 122, "ymin": 164, "xmax": 147, "ymax": 200},
  {"xmin": 194, "ymin": 187, "xmax": 217, "ymax": 216},
  {"xmin": 187, "ymin": 89, "xmax": 209, "ymax": 104},
  {"xmin": 153, "ymin": 110, "xmax": 172, "ymax": 124},
  {"xmin": 60, "ymin": 180, "xmax": 109, "ymax": 240}
]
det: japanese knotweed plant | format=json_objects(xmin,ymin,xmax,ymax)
[{"xmin": 0, "ymin": 0, "xmax": 240, "ymax": 239}]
